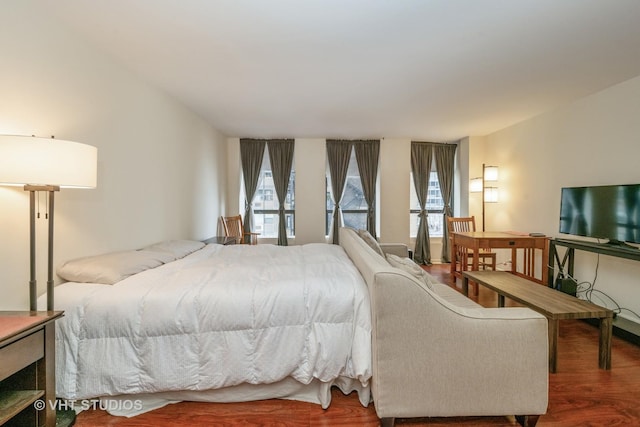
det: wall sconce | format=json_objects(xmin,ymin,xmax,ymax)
[
  {"xmin": 470, "ymin": 163, "xmax": 499, "ymax": 231},
  {"xmin": 0, "ymin": 135, "xmax": 97, "ymax": 311}
]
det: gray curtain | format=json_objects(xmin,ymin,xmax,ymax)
[
  {"xmin": 239, "ymin": 138, "xmax": 266, "ymax": 242},
  {"xmin": 326, "ymin": 140, "xmax": 353, "ymax": 244},
  {"xmin": 434, "ymin": 143, "xmax": 457, "ymax": 263},
  {"xmin": 354, "ymin": 140, "xmax": 380, "ymax": 238},
  {"xmin": 411, "ymin": 142, "xmax": 434, "ymax": 264},
  {"xmin": 267, "ymin": 139, "xmax": 295, "ymax": 246}
]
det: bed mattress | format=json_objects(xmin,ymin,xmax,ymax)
[{"xmin": 44, "ymin": 243, "xmax": 372, "ymax": 406}]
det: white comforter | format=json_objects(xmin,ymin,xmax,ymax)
[{"xmin": 49, "ymin": 243, "xmax": 372, "ymax": 401}]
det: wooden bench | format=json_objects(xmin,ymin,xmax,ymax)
[{"xmin": 462, "ymin": 270, "xmax": 613, "ymax": 373}]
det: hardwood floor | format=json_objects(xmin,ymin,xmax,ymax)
[{"xmin": 74, "ymin": 264, "xmax": 640, "ymax": 426}]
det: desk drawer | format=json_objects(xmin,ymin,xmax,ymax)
[
  {"xmin": 0, "ymin": 330, "xmax": 44, "ymax": 382},
  {"xmin": 478, "ymin": 239, "xmax": 539, "ymax": 249}
]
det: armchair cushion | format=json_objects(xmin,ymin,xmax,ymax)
[
  {"xmin": 357, "ymin": 229, "xmax": 384, "ymax": 257},
  {"xmin": 386, "ymin": 254, "xmax": 434, "ymax": 290}
]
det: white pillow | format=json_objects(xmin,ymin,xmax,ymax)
[
  {"xmin": 357, "ymin": 229, "xmax": 384, "ymax": 257},
  {"xmin": 386, "ymin": 253, "xmax": 435, "ymax": 290},
  {"xmin": 57, "ymin": 250, "xmax": 175, "ymax": 285},
  {"xmin": 143, "ymin": 240, "xmax": 205, "ymax": 260}
]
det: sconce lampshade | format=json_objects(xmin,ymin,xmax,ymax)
[
  {"xmin": 484, "ymin": 165, "xmax": 499, "ymax": 182},
  {"xmin": 484, "ymin": 186, "xmax": 499, "ymax": 203},
  {"xmin": 0, "ymin": 135, "xmax": 97, "ymax": 188},
  {"xmin": 469, "ymin": 177, "xmax": 483, "ymax": 193}
]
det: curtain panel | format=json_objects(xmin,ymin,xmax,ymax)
[
  {"xmin": 267, "ymin": 139, "xmax": 295, "ymax": 246},
  {"xmin": 411, "ymin": 141, "xmax": 434, "ymax": 264},
  {"xmin": 239, "ymin": 138, "xmax": 266, "ymax": 242},
  {"xmin": 326, "ymin": 140, "xmax": 353, "ymax": 244},
  {"xmin": 354, "ymin": 140, "xmax": 380, "ymax": 238},
  {"xmin": 433, "ymin": 143, "xmax": 457, "ymax": 262}
]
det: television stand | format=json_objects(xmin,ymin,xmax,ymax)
[
  {"xmin": 604, "ymin": 239, "xmax": 640, "ymax": 250},
  {"xmin": 548, "ymin": 238, "xmax": 640, "ymax": 346}
]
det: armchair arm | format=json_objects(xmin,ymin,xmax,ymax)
[
  {"xmin": 379, "ymin": 243, "xmax": 409, "ymax": 258},
  {"xmin": 371, "ymin": 271, "xmax": 548, "ymax": 419}
]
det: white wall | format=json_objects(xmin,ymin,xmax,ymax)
[
  {"xmin": 482, "ymin": 75, "xmax": 640, "ymax": 325},
  {"xmin": 0, "ymin": 2, "xmax": 227, "ymax": 309}
]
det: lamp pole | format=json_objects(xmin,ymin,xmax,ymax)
[{"xmin": 25, "ymin": 184, "xmax": 59, "ymax": 311}]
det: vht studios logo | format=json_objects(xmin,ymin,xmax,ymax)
[{"xmin": 34, "ymin": 398, "xmax": 143, "ymax": 412}]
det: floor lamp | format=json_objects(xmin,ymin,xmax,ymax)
[
  {"xmin": 470, "ymin": 163, "xmax": 498, "ymax": 231},
  {"xmin": 0, "ymin": 135, "xmax": 97, "ymax": 311}
]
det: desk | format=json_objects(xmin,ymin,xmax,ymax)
[
  {"xmin": 462, "ymin": 271, "xmax": 613, "ymax": 373},
  {"xmin": 451, "ymin": 232, "xmax": 550, "ymax": 291}
]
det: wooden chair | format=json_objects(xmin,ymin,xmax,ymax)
[
  {"xmin": 447, "ymin": 216, "xmax": 497, "ymax": 271},
  {"xmin": 220, "ymin": 214, "xmax": 259, "ymax": 245}
]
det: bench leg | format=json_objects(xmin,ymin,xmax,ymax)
[{"xmin": 599, "ymin": 316, "xmax": 613, "ymax": 369}]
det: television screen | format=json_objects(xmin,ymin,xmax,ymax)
[{"xmin": 559, "ymin": 184, "xmax": 640, "ymax": 245}]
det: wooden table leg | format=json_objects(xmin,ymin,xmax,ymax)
[
  {"xmin": 462, "ymin": 276, "xmax": 469, "ymax": 297},
  {"xmin": 599, "ymin": 316, "xmax": 613, "ymax": 370},
  {"xmin": 450, "ymin": 240, "xmax": 458, "ymax": 284},
  {"xmin": 548, "ymin": 319, "xmax": 559, "ymax": 373},
  {"xmin": 472, "ymin": 247, "xmax": 479, "ymax": 296}
]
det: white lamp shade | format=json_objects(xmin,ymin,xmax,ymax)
[
  {"xmin": 484, "ymin": 165, "xmax": 499, "ymax": 182},
  {"xmin": 0, "ymin": 135, "xmax": 97, "ymax": 188},
  {"xmin": 469, "ymin": 177, "xmax": 483, "ymax": 193},
  {"xmin": 484, "ymin": 186, "xmax": 499, "ymax": 203}
]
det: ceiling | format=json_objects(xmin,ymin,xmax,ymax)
[{"xmin": 43, "ymin": 0, "xmax": 640, "ymax": 141}]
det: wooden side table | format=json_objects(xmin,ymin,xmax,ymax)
[{"xmin": 0, "ymin": 311, "xmax": 63, "ymax": 427}]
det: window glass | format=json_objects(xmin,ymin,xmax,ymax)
[
  {"xmin": 326, "ymin": 148, "xmax": 368, "ymax": 235},
  {"xmin": 410, "ymin": 171, "xmax": 445, "ymax": 237},
  {"xmin": 253, "ymin": 150, "xmax": 295, "ymax": 237}
]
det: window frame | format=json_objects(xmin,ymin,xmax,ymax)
[
  {"xmin": 252, "ymin": 150, "xmax": 295, "ymax": 238},
  {"xmin": 325, "ymin": 147, "xmax": 372, "ymax": 236},
  {"xmin": 410, "ymin": 170, "xmax": 447, "ymax": 238}
]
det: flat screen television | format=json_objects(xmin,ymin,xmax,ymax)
[{"xmin": 559, "ymin": 184, "xmax": 640, "ymax": 246}]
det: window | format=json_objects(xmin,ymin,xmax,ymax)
[
  {"xmin": 326, "ymin": 148, "xmax": 369, "ymax": 235},
  {"xmin": 410, "ymin": 171, "xmax": 445, "ymax": 237},
  {"xmin": 253, "ymin": 150, "xmax": 295, "ymax": 237}
]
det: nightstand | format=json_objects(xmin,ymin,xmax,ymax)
[{"xmin": 0, "ymin": 311, "xmax": 63, "ymax": 427}]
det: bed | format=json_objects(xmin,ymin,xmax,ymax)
[{"xmin": 40, "ymin": 240, "xmax": 372, "ymax": 416}]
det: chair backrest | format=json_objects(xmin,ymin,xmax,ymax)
[
  {"xmin": 221, "ymin": 215, "xmax": 244, "ymax": 239},
  {"xmin": 446, "ymin": 216, "xmax": 477, "ymax": 234}
]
